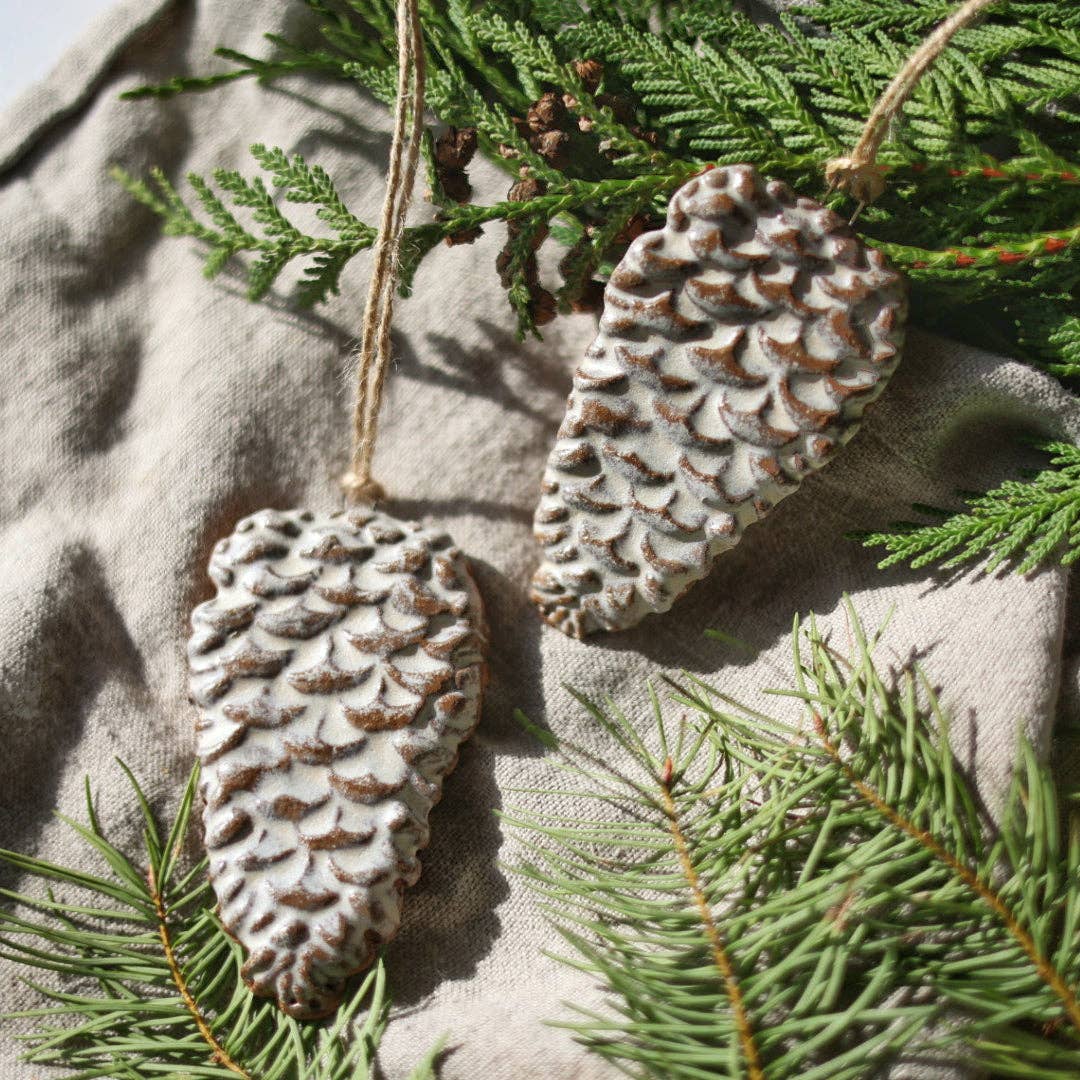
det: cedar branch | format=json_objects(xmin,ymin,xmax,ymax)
[{"xmin": 825, "ymin": 0, "xmax": 1001, "ymax": 205}]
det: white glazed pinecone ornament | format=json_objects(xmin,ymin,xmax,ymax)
[
  {"xmin": 187, "ymin": 507, "xmax": 486, "ymax": 1018},
  {"xmin": 531, "ymin": 164, "xmax": 907, "ymax": 637}
]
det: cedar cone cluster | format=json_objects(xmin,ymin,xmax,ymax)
[
  {"xmin": 499, "ymin": 60, "xmax": 663, "ymax": 320},
  {"xmin": 494, "ymin": 60, "xmax": 619, "ymax": 325},
  {"xmin": 433, "ymin": 126, "xmax": 478, "ymax": 204},
  {"xmin": 496, "ymin": 175, "xmax": 557, "ymax": 327},
  {"xmin": 499, "ymin": 60, "xmax": 598, "ymax": 168},
  {"xmin": 492, "ymin": 72, "xmax": 586, "ymax": 327},
  {"xmin": 568, "ymin": 58, "xmax": 660, "ymax": 152},
  {"xmin": 434, "ymin": 61, "xmax": 662, "ymax": 325},
  {"xmin": 432, "ymin": 126, "xmax": 482, "ymax": 247}
]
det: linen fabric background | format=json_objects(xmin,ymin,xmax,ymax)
[{"xmin": 2, "ymin": 2, "xmax": 1078, "ymax": 1078}]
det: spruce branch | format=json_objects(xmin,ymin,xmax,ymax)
[
  {"xmin": 657, "ymin": 758, "xmax": 764, "ymax": 1080},
  {"xmin": 146, "ymin": 861, "xmax": 249, "ymax": 1078},
  {"xmin": 811, "ymin": 714, "xmax": 1080, "ymax": 1031},
  {"xmin": 856, "ymin": 439, "xmax": 1080, "ymax": 573},
  {"xmin": 0, "ymin": 763, "xmax": 442, "ymax": 1079},
  {"xmin": 508, "ymin": 602, "xmax": 1080, "ymax": 1078}
]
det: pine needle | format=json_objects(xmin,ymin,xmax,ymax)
[
  {"xmin": 0, "ymin": 763, "xmax": 439, "ymax": 1078},
  {"xmin": 507, "ymin": 601, "xmax": 1080, "ymax": 1078}
]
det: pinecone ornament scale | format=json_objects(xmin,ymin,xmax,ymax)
[
  {"xmin": 188, "ymin": 507, "xmax": 486, "ymax": 1018},
  {"xmin": 531, "ymin": 164, "xmax": 908, "ymax": 637}
]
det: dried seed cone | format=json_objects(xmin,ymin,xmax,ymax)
[
  {"xmin": 188, "ymin": 507, "xmax": 486, "ymax": 1018},
  {"xmin": 531, "ymin": 164, "xmax": 907, "ymax": 637}
]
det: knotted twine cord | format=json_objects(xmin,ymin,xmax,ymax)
[
  {"xmin": 341, "ymin": 0, "xmax": 426, "ymax": 505},
  {"xmin": 825, "ymin": 0, "xmax": 999, "ymax": 211},
  {"xmin": 342, "ymin": 0, "xmax": 996, "ymax": 505}
]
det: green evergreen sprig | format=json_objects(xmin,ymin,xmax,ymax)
[
  {"xmin": 2, "ymin": 610, "xmax": 1078, "ymax": 1077},
  {"xmin": 0, "ymin": 764, "xmax": 442, "ymax": 1080},
  {"xmin": 507, "ymin": 603, "xmax": 1080, "ymax": 1079},
  {"xmin": 1017, "ymin": 299, "xmax": 1080, "ymax": 379},
  {"xmin": 110, "ymin": 147, "xmax": 377, "ymax": 304},
  {"xmin": 112, "ymin": 2, "xmax": 1080, "ymax": 568},
  {"xmin": 117, "ymin": 0, "xmax": 1080, "ymax": 358},
  {"xmin": 857, "ymin": 439, "xmax": 1080, "ymax": 574}
]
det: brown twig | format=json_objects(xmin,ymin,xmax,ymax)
[
  {"xmin": 148, "ymin": 865, "xmax": 252, "ymax": 1078},
  {"xmin": 813, "ymin": 714, "xmax": 1080, "ymax": 1034},
  {"xmin": 342, "ymin": 0, "xmax": 426, "ymax": 505},
  {"xmin": 659, "ymin": 757, "xmax": 765, "ymax": 1080},
  {"xmin": 825, "ymin": 0, "xmax": 1000, "ymax": 208}
]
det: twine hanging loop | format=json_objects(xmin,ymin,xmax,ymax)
[
  {"xmin": 825, "ymin": 0, "xmax": 999, "ymax": 209},
  {"xmin": 341, "ymin": 0, "xmax": 426, "ymax": 505}
]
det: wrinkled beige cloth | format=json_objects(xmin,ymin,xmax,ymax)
[{"xmin": 1, "ymin": 3, "xmax": 1078, "ymax": 1078}]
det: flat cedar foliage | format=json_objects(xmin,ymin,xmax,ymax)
[
  {"xmin": 117, "ymin": 0, "xmax": 1080, "ymax": 352},
  {"xmin": 858, "ymin": 439, "xmax": 1080, "ymax": 572},
  {"xmin": 114, "ymin": 0, "xmax": 1080, "ymax": 578}
]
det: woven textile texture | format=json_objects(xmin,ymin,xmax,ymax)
[{"xmin": 1, "ymin": 2, "xmax": 1077, "ymax": 1078}]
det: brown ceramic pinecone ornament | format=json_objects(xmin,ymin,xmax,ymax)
[
  {"xmin": 187, "ymin": 507, "xmax": 486, "ymax": 1018},
  {"xmin": 531, "ymin": 164, "xmax": 907, "ymax": 637}
]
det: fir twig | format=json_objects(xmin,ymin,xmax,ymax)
[
  {"xmin": 507, "ymin": 601, "xmax": 1080, "ymax": 1078},
  {"xmin": 812, "ymin": 712, "xmax": 1080, "ymax": 1031},
  {"xmin": 658, "ymin": 758, "xmax": 764, "ymax": 1080},
  {"xmin": 147, "ymin": 861, "xmax": 250, "ymax": 1078},
  {"xmin": 0, "ymin": 762, "xmax": 442, "ymax": 1079}
]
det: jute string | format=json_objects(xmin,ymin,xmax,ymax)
[
  {"xmin": 342, "ymin": 0, "xmax": 994, "ymax": 504},
  {"xmin": 341, "ymin": 0, "xmax": 426, "ymax": 505},
  {"xmin": 825, "ymin": 0, "xmax": 999, "ymax": 211}
]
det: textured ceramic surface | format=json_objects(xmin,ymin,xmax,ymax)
[
  {"xmin": 188, "ymin": 507, "xmax": 486, "ymax": 1018},
  {"xmin": 531, "ymin": 164, "xmax": 908, "ymax": 637}
]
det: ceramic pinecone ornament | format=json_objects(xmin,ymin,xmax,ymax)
[
  {"xmin": 531, "ymin": 163, "xmax": 907, "ymax": 637},
  {"xmin": 187, "ymin": 507, "xmax": 486, "ymax": 1018}
]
